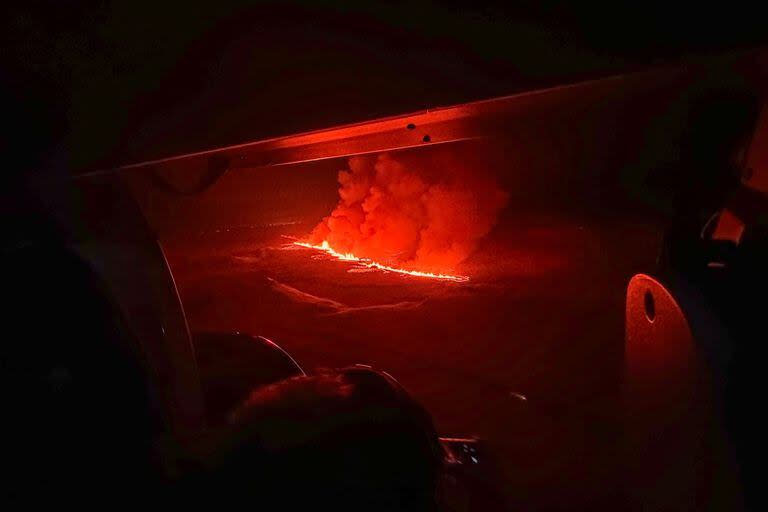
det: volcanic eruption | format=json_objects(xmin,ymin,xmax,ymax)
[{"xmin": 295, "ymin": 151, "xmax": 508, "ymax": 281}]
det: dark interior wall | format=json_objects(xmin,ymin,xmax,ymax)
[{"xmin": 4, "ymin": 0, "xmax": 768, "ymax": 181}]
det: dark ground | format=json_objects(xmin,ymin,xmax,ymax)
[{"xmin": 163, "ymin": 211, "xmax": 662, "ymax": 510}]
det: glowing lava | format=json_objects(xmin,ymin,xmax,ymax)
[{"xmin": 293, "ymin": 241, "xmax": 469, "ymax": 283}]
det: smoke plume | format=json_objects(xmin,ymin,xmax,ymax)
[{"xmin": 308, "ymin": 151, "xmax": 508, "ymax": 273}]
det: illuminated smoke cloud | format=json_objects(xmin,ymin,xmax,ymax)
[{"xmin": 308, "ymin": 151, "xmax": 508, "ymax": 273}]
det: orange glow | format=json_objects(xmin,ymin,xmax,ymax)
[
  {"xmin": 304, "ymin": 152, "xmax": 507, "ymax": 277},
  {"xmin": 293, "ymin": 241, "xmax": 469, "ymax": 282}
]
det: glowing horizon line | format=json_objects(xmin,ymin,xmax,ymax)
[{"xmin": 293, "ymin": 241, "xmax": 469, "ymax": 283}]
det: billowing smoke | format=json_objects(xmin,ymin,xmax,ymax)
[{"xmin": 308, "ymin": 151, "xmax": 508, "ymax": 273}]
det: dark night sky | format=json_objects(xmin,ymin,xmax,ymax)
[{"xmin": 3, "ymin": 1, "xmax": 767, "ymax": 176}]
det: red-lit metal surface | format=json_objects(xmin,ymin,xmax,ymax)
[
  {"xmin": 625, "ymin": 274, "xmax": 741, "ymax": 510},
  {"xmin": 625, "ymin": 275, "xmax": 696, "ymax": 397},
  {"xmin": 95, "ymin": 68, "xmax": 680, "ymax": 179}
]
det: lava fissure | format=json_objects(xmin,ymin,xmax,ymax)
[{"xmin": 293, "ymin": 241, "xmax": 470, "ymax": 282}]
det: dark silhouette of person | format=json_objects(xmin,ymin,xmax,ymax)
[{"xmin": 180, "ymin": 367, "xmax": 442, "ymax": 511}]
